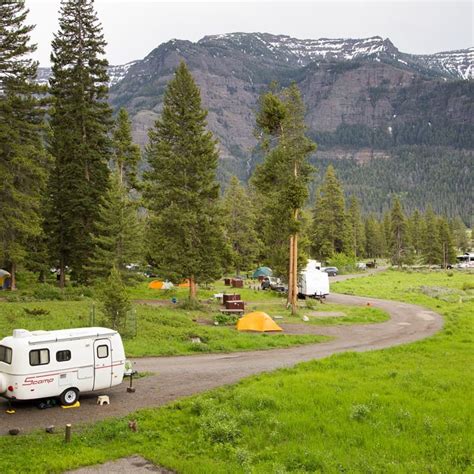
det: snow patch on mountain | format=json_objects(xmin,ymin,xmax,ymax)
[
  {"xmin": 199, "ymin": 33, "xmax": 398, "ymax": 65},
  {"xmin": 35, "ymin": 60, "xmax": 138, "ymax": 88},
  {"xmin": 416, "ymin": 47, "xmax": 473, "ymax": 80}
]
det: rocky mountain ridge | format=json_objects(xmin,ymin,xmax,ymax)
[{"xmin": 36, "ymin": 33, "xmax": 473, "ymax": 88}]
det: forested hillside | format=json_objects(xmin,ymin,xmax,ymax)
[{"xmin": 309, "ymin": 147, "xmax": 473, "ymax": 221}]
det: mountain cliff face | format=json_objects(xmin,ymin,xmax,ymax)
[
  {"xmin": 107, "ymin": 33, "xmax": 473, "ymax": 180},
  {"xmin": 36, "ymin": 33, "xmax": 474, "ymax": 219}
]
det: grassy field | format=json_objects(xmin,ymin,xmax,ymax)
[
  {"xmin": 0, "ymin": 270, "xmax": 472, "ymax": 472},
  {"xmin": 0, "ymin": 277, "xmax": 389, "ymax": 357},
  {"xmin": 0, "ymin": 300, "xmax": 331, "ymax": 357}
]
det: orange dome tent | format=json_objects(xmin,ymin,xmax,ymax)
[
  {"xmin": 237, "ymin": 311, "xmax": 283, "ymax": 332},
  {"xmin": 178, "ymin": 279, "xmax": 191, "ymax": 288},
  {"xmin": 148, "ymin": 280, "xmax": 164, "ymax": 289}
]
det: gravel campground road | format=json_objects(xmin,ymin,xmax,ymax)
[{"xmin": 0, "ymin": 272, "xmax": 443, "ymax": 435}]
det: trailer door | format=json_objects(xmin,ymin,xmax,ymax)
[{"xmin": 93, "ymin": 339, "xmax": 113, "ymax": 390}]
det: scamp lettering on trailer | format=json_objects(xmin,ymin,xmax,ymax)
[{"xmin": 0, "ymin": 327, "xmax": 126, "ymax": 406}]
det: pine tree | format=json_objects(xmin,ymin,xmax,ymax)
[
  {"xmin": 422, "ymin": 206, "xmax": 442, "ymax": 265},
  {"xmin": 253, "ymin": 83, "xmax": 316, "ymax": 313},
  {"xmin": 450, "ymin": 216, "xmax": 470, "ymax": 252},
  {"xmin": 222, "ymin": 177, "xmax": 261, "ymax": 275},
  {"xmin": 311, "ymin": 165, "xmax": 351, "ymax": 261},
  {"xmin": 408, "ymin": 209, "xmax": 424, "ymax": 257},
  {"xmin": 389, "ymin": 198, "xmax": 412, "ymax": 268},
  {"xmin": 48, "ymin": 0, "xmax": 111, "ymax": 286},
  {"xmin": 111, "ymin": 108, "xmax": 141, "ymax": 190},
  {"xmin": 438, "ymin": 216, "xmax": 456, "ymax": 268},
  {"xmin": 382, "ymin": 211, "xmax": 392, "ymax": 257},
  {"xmin": 348, "ymin": 196, "xmax": 365, "ymax": 258},
  {"xmin": 0, "ymin": 1, "xmax": 49, "ymax": 289},
  {"xmin": 364, "ymin": 215, "xmax": 384, "ymax": 258},
  {"xmin": 144, "ymin": 62, "xmax": 226, "ymax": 301},
  {"xmin": 88, "ymin": 172, "xmax": 143, "ymax": 280},
  {"xmin": 100, "ymin": 265, "xmax": 131, "ymax": 332}
]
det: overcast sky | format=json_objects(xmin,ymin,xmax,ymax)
[{"xmin": 27, "ymin": 1, "xmax": 473, "ymax": 66}]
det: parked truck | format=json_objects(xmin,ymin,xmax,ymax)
[{"xmin": 0, "ymin": 327, "xmax": 127, "ymax": 406}]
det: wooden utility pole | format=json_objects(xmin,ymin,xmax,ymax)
[
  {"xmin": 288, "ymin": 160, "xmax": 299, "ymax": 316},
  {"xmin": 288, "ymin": 235, "xmax": 294, "ymax": 308}
]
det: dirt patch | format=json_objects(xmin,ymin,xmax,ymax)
[
  {"xmin": 133, "ymin": 299, "xmax": 172, "ymax": 306},
  {"xmin": 67, "ymin": 455, "xmax": 174, "ymax": 473},
  {"xmin": 306, "ymin": 311, "xmax": 346, "ymax": 318},
  {"xmin": 278, "ymin": 323, "xmax": 328, "ymax": 335}
]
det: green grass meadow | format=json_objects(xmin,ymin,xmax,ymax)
[
  {"xmin": 0, "ymin": 300, "xmax": 331, "ymax": 357},
  {"xmin": 0, "ymin": 270, "xmax": 472, "ymax": 472},
  {"xmin": 0, "ymin": 277, "xmax": 390, "ymax": 357}
]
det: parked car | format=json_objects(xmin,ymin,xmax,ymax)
[
  {"xmin": 261, "ymin": 276, "xmax": 286, "ymax": 292},
  {"xmin": 322, "ymin": 266, "xmax": 338, "ymax": 277}
]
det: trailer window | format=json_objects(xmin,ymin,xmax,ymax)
[
  {"xmin": 0, "ymin": 345, "xmax": 12, "ymax": 364},
  {"xmin": 97, "ymin": 345, "xmax": 109, "ymax": 359},
  {"xmin": 29, "ymin": 349, "xmax": 50, "ymax": 366},
  {"xmin": 56, "ymin": 350, "xmax": 71, "ymax": 362}
]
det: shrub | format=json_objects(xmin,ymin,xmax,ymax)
[
  {"xmin": 350, "ymin": 404, "xmax": 371, "ymax": 421},
  {"xmin": 100, "ymin": 267, "xmax": 131, "ymax": 332},
  {"xmin": 327, "ymin": 253, "xmax": 357, "ymax": 274},
  {"xmin": 23, "ymin": 307, "xmax": 50, "ymax": 316},
  {"xmin": 201, "ymin": 410, "xmax": 240, "ymax": 443},
  {"xmin": 462, "ymin": 281, "xmax": 474, "ymax": 291},
  {"xmin": 214, "ymin": 313, "xmax": 239, "ymax": 325}
]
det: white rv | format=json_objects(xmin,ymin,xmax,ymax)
[
  {"xmin": 298, "ymin": 259, "xmax": 330, "ymax": 299},
  {"xmin": 0, "ymin": 327, "xmax": 126, "ymax": 406}
]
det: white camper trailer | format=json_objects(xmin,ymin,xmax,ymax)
[
  {"xmin": 0, "ymin": 327, "xmax": 126, "ymax": 405},
  {"xmin": 298, "ymin": 259, "xmax": 330, "ymax": 299}
]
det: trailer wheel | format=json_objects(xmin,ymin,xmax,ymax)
[{"xmin": 60, "ymin": 388, "xmax": 79, "ymax": 406}]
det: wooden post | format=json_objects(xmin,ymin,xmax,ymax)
[
  {"xmin": 287, "ymin": 235, "xmax": 294, "ymax": 308},
  {"xmin": 291, "ymin": 231, "xmax": 298, "ymax": 315},
  {"xmin": 10, "ymin": 262, "xmax": 16, "ymax": 291},
  {"xmin": 65, "ymin": 424, "xmax": 72, "ymax": 443}
]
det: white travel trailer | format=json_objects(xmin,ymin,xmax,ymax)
[
  {"xmin": 298, "ymin": 259, "xmax": 330, "ymax": 299},
  {"xmin": 0, "ymin": 327, "xmax": 126, "ymax": 406}
]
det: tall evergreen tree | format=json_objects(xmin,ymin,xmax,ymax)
[
  {"xmin": 348, "ymin": 196, "xmax": 365, "ymax": 258},
  {"xmin": 311, "ymin": 165, "xmax": 351, "ymax": 261},
  {"xmin": 408, "ymin": 209, "xmax": 424, "ymax": 257},
  {"xmin": 222, "ymin": 177, "xmax": 261, "ymax": 275},
  {"xmin": 48, "ymin": 0, "xmax": 111, "ymax": 286},
  {"xmin": 450, "ymin": 216, "xmax": 470, "ymax": 252},
  {"xmin": 144, "ymin": 62, "xmax": 226, "ymax": 301},
  {"xmin": 422, "ymin": 205, "xmax": 442, "ymax": 265},
  {"xmin": 389, "ymin": 198, "xmax": 412, "ymax": 268},
  {"xmin": 438, "ymin": 216, "xmax": 456, "ymax": 269},
  {"xmin": 364, "ymin": 214, "xmax": 384, "ymax": 258},
  {"xmin": 111, "ymin": 108, "xmax": 141, "ymax": 190},
  {"xmin": 382, "ymin": 211, "xmax": 392, "ymax": 257},
  {"xmin": 88, "ymin": 172, "xmax": 143, "ymax": 280},
  {"xmin": 0, "ymin": 1, "xmax": 48, "ymax": 289},
  {"xmin": 253, "ymin": 83, "xmax": 316, "ymax": 313}
]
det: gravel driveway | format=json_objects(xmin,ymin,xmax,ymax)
[{"xmin": 0, "ymin": 284, "xmax": 442, "ymax": 436}]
